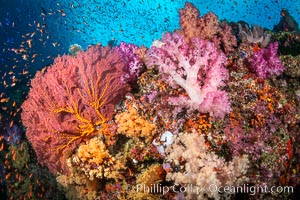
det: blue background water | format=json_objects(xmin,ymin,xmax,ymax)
[{"xmin": 0, "ymin": 0, "xmax": 299, "ymax": 90}]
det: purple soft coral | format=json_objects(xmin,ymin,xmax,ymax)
[
  {"xmin": 249, "ymin": 42, "xmax": 284, "ymax": 79},
  {"xmin": 115, "ymin": 42, "xmax": 143, "ymax": 83},
  {"xmin": 146, "ymin": 32, "xmax": 230, "ymax": 118}
]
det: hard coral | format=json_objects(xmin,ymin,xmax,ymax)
[
  {"xmin": 146, "ymin": 32, "xmax": 230, "ymax": 118},
  {"xmin": 21, "ymin": 45, "xmax": 129, "ymax": 174}
]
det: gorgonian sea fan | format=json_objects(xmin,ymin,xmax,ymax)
[{"xmin": 21, "ymin": 45, "xmax": 129, "ymax": 174}]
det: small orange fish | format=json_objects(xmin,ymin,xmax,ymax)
[
  {"xmin": 0, "ymin": 143, "xmax": 4, "ymax": 151},
  {"xmin": 26, "ymin": 39, "xmax": 32, "ymax": 48},
  {"xmin": 252, "ymin": 43, "xmax": 260, "ymax": 53},
  {"xmin": 0, "ymin": 98, "xmax": 8, "ymax": 103},
  {"xmin": 5, "ymin": 173, "xmax": 11, "ymax": 180},
  {"xmin": 22, "ymin": 70, "xmax": 29, "ymax": 75},
  {"xmin": 22, "ymin": 54, "xmax": 28, "ymax": 60},
  {"xmin": 32, "ymin": 54, "xmax": 38, "ymax": 59},
  {"xmin": 128, "ymin": 168, "xmax": 133, "ymax": 176},
  {"xmin": 12, "ymin": 152, "xmax": 16, "ymax": 161}
]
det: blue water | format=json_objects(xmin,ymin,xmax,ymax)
[{"xmin": 39, "ymin": 0, "xmax": 300, "ymax": 48}]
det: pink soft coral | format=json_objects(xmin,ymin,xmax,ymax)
[{"xmin": 146, "ymin": 33, "xmax": 230, "ymax": 118}]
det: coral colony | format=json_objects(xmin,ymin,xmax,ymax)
[{"xmin": 1, "ymin": 2, "xmax": 300, "ymax": 200}]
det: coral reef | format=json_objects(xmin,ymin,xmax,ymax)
[
  {"xmin": 2, "ymin": 141, "xmax": 64, "ymax": 199},
  {"xmin": 281, "ymin": 54, "xmax": 300, "ymax": 78},
  {"xmin": 71, "ymin": 136, "xmax": 125, "ymax": 181},
  {"xmin": 12, "ymin": 2, "xmax": 300, "ymax": 200},
  {"xmin": 56, "ymin": 162, "xmax": 99, "ymax": 200}
]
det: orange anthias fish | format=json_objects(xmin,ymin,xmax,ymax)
[{"xmin": 252, "ymin": 43, "xmax": 261, "ymax": 53}]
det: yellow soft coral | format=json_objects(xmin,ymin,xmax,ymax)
[
  {"xmin": 56, "ymin": 160, "xmax": 99, "ymax": 200},
  {"xmin": 136, "ymin": 164, "xmax": 165, "ymax": 187},
  {"xmin": 115, "ymin": 105, "xmax": 156, "ymax": 138},
  {"xmin": 77, "ymin": 136, "xmax": 110, "ymax": 165},
  {"xmin": 72, "ymin": 136, "xmax": 125, "ymax": 181}
]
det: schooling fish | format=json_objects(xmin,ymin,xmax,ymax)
[{"xmin": 41, "ymin": 7, "xmax": 47, "ymax": 16}]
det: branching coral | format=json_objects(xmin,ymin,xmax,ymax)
[
  {"xmin": 21, "ymin": 45, "xmax": 130, "ymax": 173},
  {"xmin": 165, "ymin": 132, "xmax": 249, "ymax": 200},
  {"xmin": 147, "ymin": 32, "xmax": 231, "ymax": 118},
  {"xmin": 179, "ymin": 2, "xmax": 237, "ymax": 54}
]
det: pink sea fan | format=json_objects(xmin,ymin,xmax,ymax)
[
  {"xmin": 21, "ymin": 45, "xmax": 129, "ymax": 174},
  {"xmin": 248, "ymin": 42, "xmax": 284, "ymax": 79},
  {"xmin": 146, "ymin": 32, "xmax": 230, "ymax": 118}
]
